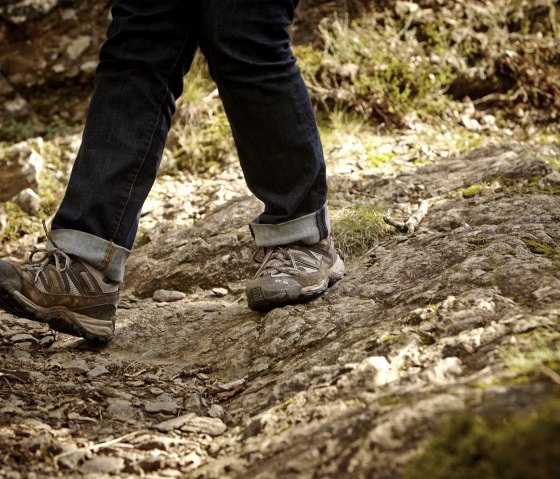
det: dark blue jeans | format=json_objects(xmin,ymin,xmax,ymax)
[{"xmin": 51, "ymin": 0, "xmax": 329, "ymax": 282}]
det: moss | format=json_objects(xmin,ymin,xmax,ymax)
[
  {"xmin": 0, "ymin": 202, "xmax": 34, "ymax": 243},
  {"xmin": 543, "ymin": 156, "xmax": 560, "ymax": 172},
  {"xmin": 382, "ymin": 334, "xmax": 406, "ymax": 343},
  {"xmin": 274, "ymin": 398, "xmax": 294, "ymax": 413},
  {"xmin": 458, "ymin": 183, "xmax": 485, "ymax": 198},
  {"xmin": 405, "ymin": 397, "xmax": 560, "ymax": 479},
  {"xmin": 522, "ymin": 239, "xmax": 560, "ymax": 260},
  {"xmin": 467, "ymin": 237, "xmax": 490, "ymax": 246},
  {"xmin": 331, "ymin": 203, "xmax": 392, "ymax": 257},
  {"xmin": 365, "ymin": 149, "xmax": 395, "ymax": 168}
]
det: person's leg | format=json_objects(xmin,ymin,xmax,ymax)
[
  {"xmin": 199, "ymin": 0, "xmax": 330, "ymax": 247},
  {"xmin": 52, "ymin": 0, "xmax": 199, "ymax": 283},
  {"xmin": 198, "ymin": 0, "xmax": 344, "ymax": 310},
  {"xmin": 0, "ymin": 0, "xmax": 199, "ymax": 341}
]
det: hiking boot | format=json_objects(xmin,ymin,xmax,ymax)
[
  {"xmin": 245, "ymin": 236, "xmax": 345, "ymax": 311},
  {"xmin": 0, "ymin": 235, "xmax": 119, "ymax": 343}
]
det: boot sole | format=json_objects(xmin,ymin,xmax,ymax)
[
  {"xmin": 0, "ymin": 277, "xmax": 115, "ymax": 343},
  {"xmin": 246, "ymin": 256, "xmax": 346, "ymax": 312}
]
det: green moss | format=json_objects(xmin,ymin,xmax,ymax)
[
  {"xmin": 274, "ymin": 398, "xmax": 294, "ymax": 413},
  {"xmin": 0, "ymin": 202, "xmax": 34, "ymax": 243},
  {"xmin": 543, "ymin": 156, "xmax": 560, "ymax": 171},
  {"xmin": 467, "ymin": 237, "xmax": 489, "ymax": 246},
  {"xmin": 405, "ymin": 397, "xmax": 560, "ymax": 479},
  {"xmin": 382, "ymin": 334, "xmax": 406, "ymax": 343},
  {"xmin": 522, "ymin": 239, "xmax": 560, "ymax": 260},
  {"xmin": 331, "ymin": 203, "xmax": 392, "ymax": 257},
  {"xmin": 365, "ymin": 149, "xmax": 395, "ymax": 168},
  {"xmin": 458, "ymin": 183, "xmax": 485, "ymax": 198}
]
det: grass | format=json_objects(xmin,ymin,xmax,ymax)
[
  {"xmin": 295, "ymin": 12, "xmax": 457, "ymax": 125},
  {"xmin": 331, "ymin": 203, "xmax": 392, "ymax": 257},
  {"xmin": 502, "ymin": 335, "xmax": 560, "ymax": 376}
]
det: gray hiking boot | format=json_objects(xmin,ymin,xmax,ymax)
[
  {"xmin": 0, "ymin": 232, "xmax": 118, "ymax": 343},
  {"xmin": 245, "ymin": 236, "xmax": 345, "ymax": 311}
]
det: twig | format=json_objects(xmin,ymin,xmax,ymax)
[
  {"xmin": 383, "ymin": 216, "xmax": 407, "ymax": 232},
  {"xmin": 405, "ymin": 199, "xmax": 430, "ymax": 233},
  {"xmin": 364, "ymin": 238, "xmax": 393, "ymax": 257},
  {"xmin": 53, "ymin": 429, "xmax": 149, "ymax": 469},
  {"xmin": 383, "ymin": 199, "xmax": 431, "ymax": 234}
]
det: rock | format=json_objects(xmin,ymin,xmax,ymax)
[
  {"xmin": 152, "ymin": 289, "xmax": 186, "ymax": 303},
  {"xmin": 0, "ymin": 141, "xmax": 42, "ymax": 201},
  {"xmin": 212, "ymin": 287, "xmax": 228, "ymax": 297},
  {"xmin": 154, "ymin": 413, "xmax": 197, "ymax": 432},
  {"xmin": 125, "ymin": 196, "xmax": 261, "ymax": 297},
  {"xmin": 208, "ymin": 404, "xmax": 224, "ymax": 418},
  {"xmin": 144, "ymin": 398, "xmax": 182, "ymax": 414},
  {"xmin": 79, "ymin": 456, "xmax": 125, "ymax": 475},
  {"xmin": 87, "ymin": 365, "xmax": 109, "ymax": 379},
  {"xmin": 105, "ymin": 400, "xmax": 137, "ymax": 421},
  {"xmin": 6, "ymin": 333, "xmax": 38, "ymax": 344},
  {"xmin": 0, "ymin": 0, "xmax": 112, "ymax": 126},
  {"xmin": 180, "ymin": 416, "xmax": 227, "ymax": 436},
  {"xmin": 12, "ymin": 188, "xmax": 41, "ymax": 215}
]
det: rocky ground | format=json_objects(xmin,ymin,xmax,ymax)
[{"xmin": 1, "ymin": 127, "xmax": 560, "ymax": 478}]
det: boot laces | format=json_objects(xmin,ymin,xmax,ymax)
[
  {"xmin": 254, "ymin": 246, "xmax": 301, "ymax": 278},
  {"xmin": 23, "ymin": 220, "xmax": 71, "ymax": 283}
]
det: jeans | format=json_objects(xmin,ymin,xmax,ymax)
[{"xmin": 51, "ymin": 0, "xmax": 330, "ymax": 282}]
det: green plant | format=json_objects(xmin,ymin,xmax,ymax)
[
  {"xmin": 331, "ymin": 203, "xmax": 392, "ymax": 257},
  {"xmin": 405, "ymin": 397, "xmax": 560, "ymax": 479},
  {"xmin": 502, "ymin": 335, "xmax": 560, "ymax": 375},
  {"xmin": 295, "ymin": 11, "xmax": 456, "ymax": 125}
]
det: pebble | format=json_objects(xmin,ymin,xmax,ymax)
[
  {"xmin": 105, "ymin": 400, "xmax": 136, "ymax": 420},
  {"xmin": 87, "ymin": 365, "xmax": 109, "ymax": 379},
  {"xmin": 144, "ymin": 399, "xmax": 181, "ymax": 414},
  {"xmin": 153, "ymin": 289, "xmax": 186, "ymax": 302},
  {"xmin": 212, "ymin": 287, "xmax": 228, "ymax": 297},
  {"xmin": 154, "ymin": 413, "xmax": 196, "ymax": 432},
  {"xmin": 79, "ymin": 456, "xmax": 125, "ymax": 475},
  {"xmin": 180, "ymin": 416, "xmax": 227, "ymax": 436}
]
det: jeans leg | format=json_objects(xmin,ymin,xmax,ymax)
[
  {"xmin": 51, "ymin": 0, "xmax": 199, "ymax": 279},
  {"xmin": 198, "ymin": 0, "xmax": 329, "ymax": 245}
]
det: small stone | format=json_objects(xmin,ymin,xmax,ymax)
[
  {"xmin": 105, "ymin": 400, "xmax": 136, "ymax": 420},
  {"xmin": 154, "ymin": 413, "xmax": 196, "ymax": 432},
  {"xmin": 7, "ymin": 333, "xmax": 38, "ymax": 344},
  {"xmin": 87, "ymin": 365, "xmax": 109, "ymax": 379},
  {"xmin": 79, "ymin": 456, "xmax": 125, "ymax": 475},
  {"xmin": 207, "ymin": 404, "xmax": 224, "ymax": 418},
  {"xmin": 60, "ymin": 359, "xmax": 88, "ymax": 373},
  {"xmin": 153, "ymin": 289, "xmax": 186, "ymax": 303},
  {"xmin": 144, "ymin": 399, "xmax": 181, "ymax": 414},
  {"xmin": 212, "ymin": 287, "xmax": 228, "ymax": 297},
  {"xmin": 12, "ymin": 188, "xmax": 41, "ymax": 215},
  {"xmin": 180, "ymin": 415, "xmax": 227, "ymax": 436}
]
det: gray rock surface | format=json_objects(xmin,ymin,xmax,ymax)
[{"xmin": 1, "ymin": 142, "xmax": 559, "ymax": 478}]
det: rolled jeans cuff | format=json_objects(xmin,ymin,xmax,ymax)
[
  {"xmin": 250, "ymin": 205, "xmax": 331, "ymax": 247},
  {"xmin": 49, "ymin": 229, "xmax": 130, "ymax": 283}
]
